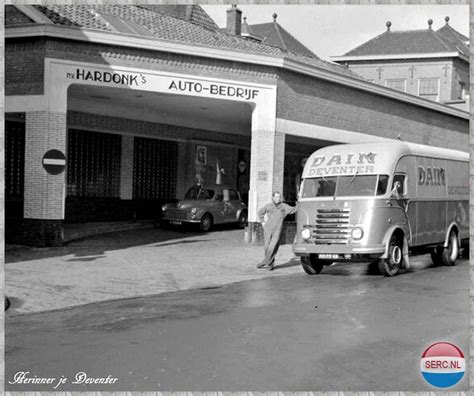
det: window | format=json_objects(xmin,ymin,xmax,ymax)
[
  {"xmin": 392, "ymin": 174, "xmax": 406, "ymax": 196},
  {"xmin": 418, "ymin": 78, "xmax": 439, "ymax": 101},
  {"xmin": 184, "ymin": 187, "xmax": 214, "ymax": 200},
  {"xmin": 301, "ymin": 175, "xmax": 388, "ymax": 198},
  {"xmin": 386, "ymin": 79, "xmax": 406, "ymax": 92},
  {"xmin": 376, "ymin": 175, "xmax": 389, "ymax": 196},
  {"xmin": 228, "ymin": 190, "xmax": 239, "ymax": 201},
  {"xmin": 215, "ymin": 190, "xmax": 223, "ymax": 201},
  {"xmin": 458, "ymin": 82, "xmax": 466, "ymax": 100}
]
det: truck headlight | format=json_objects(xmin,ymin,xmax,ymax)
[
  {"xmin": 301, "ymin": 228, "xmax": 311, "ymax": 240},
  {"xmin": 162, "ymin": 204, "xmax": 168, "ymax": 212},
  {"xmin": 351, "ymin": 227, "xmax": 364, "ymax": 240}
]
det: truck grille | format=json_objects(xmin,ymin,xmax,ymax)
[{"xmin": 314, "ymin": 208, "xmax": 350, "ymax": 244}]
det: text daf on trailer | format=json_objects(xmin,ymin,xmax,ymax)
[{"xmin": 293, "ymin": 141, "xmax": 469, "ymax": 276}]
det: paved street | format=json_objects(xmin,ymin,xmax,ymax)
[
  {"xmin": 5, "ymin": 228, "xmax": 469, "ymax": 391},
  {"xmin": 6, "ymin": 227, "xmax": 300, "ymax": 315}
]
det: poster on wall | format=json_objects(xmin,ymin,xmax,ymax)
[{"xmin": 195, "ymin": 145, "xmax": 207, "ymax": 166}]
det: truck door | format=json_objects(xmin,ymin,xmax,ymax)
[{"xmin": 390, "ymin": 173, "xmax": 412, "ymax": 242}]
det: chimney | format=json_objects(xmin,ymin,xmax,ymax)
[{"xmin": 226, "ymin": 5, "xmax": 242, "ymax": 36}]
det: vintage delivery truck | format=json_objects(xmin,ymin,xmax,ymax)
[{"xmin": 292, "ymin": 141, "xmax": 469, "ymax": 276}]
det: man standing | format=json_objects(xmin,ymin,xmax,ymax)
[{"xmin": 257, "ymin": 191, "xmax": 297, "ymax": 271}]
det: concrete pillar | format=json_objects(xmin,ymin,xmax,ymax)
[
  {"xmin": 119, "ymin": 135, "xmax": 134, "ymax": 200},
  {"xmin": 247, "ymin": 128, "xmax": 285, "ymax": 244},
  {"xmin": 23, "ymin": 111, "xmax": 67, "ymax": 246}
]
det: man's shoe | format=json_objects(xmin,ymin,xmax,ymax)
[
  {"xmin": 256, "ymin": 262, "xmax": 267, "ymax": 269},
  {"xmin": 266, "ymin": 264, "xmax": 274, "ymax": 271}
]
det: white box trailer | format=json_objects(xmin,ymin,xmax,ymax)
[{"xmin": 293, "ymin": 141, "xmax": 469, "ymax": 276}]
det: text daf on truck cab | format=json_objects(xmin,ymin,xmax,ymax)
[{"xmin": 293, "ymin": 141, "xmax": 469, "ymax": 276}]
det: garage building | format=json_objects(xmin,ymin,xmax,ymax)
[{"xmin": 5, "ymin": 5, "xmax": 469, "ymax": 246}]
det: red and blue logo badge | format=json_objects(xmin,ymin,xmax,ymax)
[{"xmin": 420, "ymin": 342, "xmax": 465, "ymax": 388}]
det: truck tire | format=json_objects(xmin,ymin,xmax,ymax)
[
  {"xmin": 442, "ymin": 230, "xmax": 459, "ymax": 266},
  {"xmin": 301, "ymin": 254, "xmax": 325, "ymax": 275},
  {"xmin": 378, "ymin": 234, "xmax": 402, "ymax": 276}
]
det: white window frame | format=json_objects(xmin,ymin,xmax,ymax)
[
  {"xmin": 458, "ymin": 81, "xmax": 466, "ymax": 100},
  {"xmin": 417, "ymin": 78, "xmax": 440, "ymax": 101}
]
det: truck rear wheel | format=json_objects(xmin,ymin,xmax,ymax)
[
  {"xmin": 442, "ymin": 230, "xmax": 459, "ymax": 266},
  {"xmin": 301, "ymin": 254, "xmax": 326, "ymax": 275},
  {"xmin": 378, "ymin": 235, "xmax": 402, "ymax": 277}
]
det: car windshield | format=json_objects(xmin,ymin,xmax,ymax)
[
  {"xmin": 184, "ymin": 187, "xmax": 215, "ymax": 200},
  {"xmin": 301, "ymin": 175, "xmax": 389, "ymax": 198}
]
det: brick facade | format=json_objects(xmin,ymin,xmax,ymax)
[
  {"xmin": 277, "ymin": 70, "xmax": 468, "ymax": 151},
  {"xmin": 5, "ymin": 39, "xmax": 46, "ymax": 95},
  {"xmin": 24, "ymin": 111, "xmax": 67, "ymax": 220}
]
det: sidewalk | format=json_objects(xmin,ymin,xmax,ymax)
[{"xmin": 5, "ymin": 227, "xmax": 302, "ymax": 316}]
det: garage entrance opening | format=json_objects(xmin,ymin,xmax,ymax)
[{"xmin": 65, "ymin": 84, "xmax": 253, "ymax": 225}]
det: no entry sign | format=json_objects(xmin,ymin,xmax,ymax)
[{"xmin": 43, "ymin": 149, "xmax": 66, "ymax": 175}]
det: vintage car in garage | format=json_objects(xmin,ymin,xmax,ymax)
[{"xmin": 161, "ymin": 185, "xmax": 248, "ymax": 232}]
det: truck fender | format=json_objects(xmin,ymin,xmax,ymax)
[
  {"xmin": 444, "ymin": 222, "xmax": 460, "ymax": 248},
  {"xmin": 380, "ymin": 226, "xmax": 410, "ymax": 269}
]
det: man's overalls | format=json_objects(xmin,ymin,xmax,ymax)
[{"xmin": 258, "ymin": 202, "xmax": 297, "ymax": 268}]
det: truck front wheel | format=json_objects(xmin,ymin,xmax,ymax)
[
  {"xmin": 301, "ymin": 254, "xmax": 326, "ymax": 275},
  {"xmin": 442, "ymin": 230, "xmax": 459, "ymax": 266},
  {"xmin": 378, "ymin": 235, "xmax": 402, "ymax": 277}
]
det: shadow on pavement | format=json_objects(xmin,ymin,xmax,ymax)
[
  {"xmin": 5, "ymin": 227, "xmax": 220, "ymax": 264},
  {"xmin": 274, "ymin": 257, "xmax": 301, "ymax": 270}
]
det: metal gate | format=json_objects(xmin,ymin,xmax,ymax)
[
  {"xmin": 67, "ymin": 129, "xmax": 122, "ymax": 198},
  {"xmin": 133, "ymin": 137, "xmax": 178, "ymax": 200},
  {"xmin": 5, "ymin": 120, "xmax": 25, "ymax": 218}
]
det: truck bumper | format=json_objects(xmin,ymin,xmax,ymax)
[{"xmin": 293, "ymin": 243, "xmax": 386, "ymax": 256}]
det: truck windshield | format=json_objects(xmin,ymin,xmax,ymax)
[{"xmin": 301, "ymin": 175, "xmax": 389, "ymax": 198}]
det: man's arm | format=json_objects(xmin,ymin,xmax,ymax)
[
  {"xmin": 285, "ymin": 203, "xmax": 297, "ymax": 216},
  {"xmin": 257, "ymin": 204, "xmax": 268, "ymax": 222}
]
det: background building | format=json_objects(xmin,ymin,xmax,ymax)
[
  {"xmin": 5, "ymin": 5, "xmax": 469, "ymax": 246},
  {"xmin": 332, "ymin": 17, "xmax": 469, "ymax": 111}
]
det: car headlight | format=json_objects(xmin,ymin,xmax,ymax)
[
  {"xmin": 301, "ymin": 228, "xmax": 311, "ymax": 240},
  {"xmin": 351, "ymin": 227, "xmax": 364, "ymax": 240},
  {"xmin": 162, "ymin": 204, "xmax": 169, "ymax": 212},
  {"xmin": 191, "ymin": 208, "xmax": 197, "ymax": 214}
]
